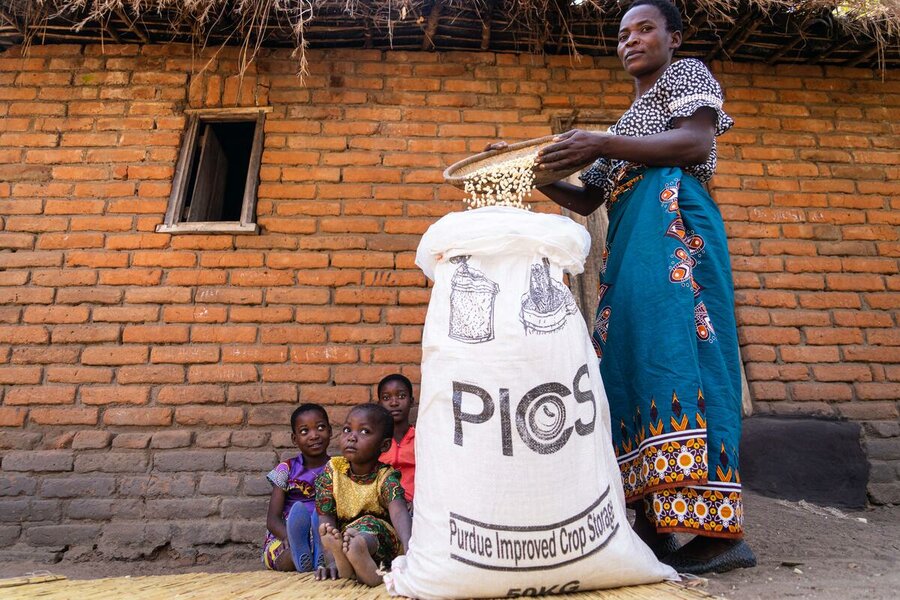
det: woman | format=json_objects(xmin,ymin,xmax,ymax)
[{"xmin": 531, "ymin": 0, "xmax": 755, "ymax": 574}]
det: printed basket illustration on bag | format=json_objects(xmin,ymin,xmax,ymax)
[
  {"xmin": 448, "ymin": 256, "xmax": 500, "ymax": 344},
  {"xmin": 520, "ymin": 258, "xmax": 579, "ymax": 334}
]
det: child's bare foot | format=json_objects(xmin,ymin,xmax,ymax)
[
  {"xmin": 318, "ymin": 522, "xmax": 355, "ymax": 580},
  {"xmin": 343, "ymin": 528, "xmax": 382, "ymax": 587}
]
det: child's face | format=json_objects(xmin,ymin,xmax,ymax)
[
  {"xmin": 292, "ymin": 411, "xmax": 332, "ymax": 459},
  {"xmin": 379, "ymin": 380, "xmax": 413, "ymax": 427},
  {"xmin": 340, "ymin": 410, "xmax": 391, "ymax": 464}
]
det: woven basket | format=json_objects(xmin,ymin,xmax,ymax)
[{"xmin": 443, "ymin": 135, "xmax": 594, "ymax": 189}]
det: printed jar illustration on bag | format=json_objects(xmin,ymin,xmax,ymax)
[
  {"xmin": 449, "ymin": 256, "xmax": 500, "ymax": 344},
  {"xmin": 386, "ymin": 207, "xmax": 676, "ymax": 600}
]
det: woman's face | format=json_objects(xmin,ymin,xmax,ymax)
[{"xmin": 616, "ymin": 4, "xmax": 681, "ymax": 78}]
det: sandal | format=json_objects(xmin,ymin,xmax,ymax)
[
  {"xmin": 649, "ymin": 534, "xmax": 681, "ymax": 559},
  {"xmin": 664, "ymin": 540, "xmax": 757, "ymax": 574}
]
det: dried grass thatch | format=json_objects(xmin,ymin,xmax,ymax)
[{"xmin": 1, "ymin": 0, "xmax": 898, "ymax": 75}]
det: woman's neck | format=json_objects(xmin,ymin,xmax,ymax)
[
  {"xmin": 393, "ymin": 422, "xmax": 411, "ymax": 443},
  {"xmin": 634, "ymin": 58, "xmax": 672, "ymax": 98}
]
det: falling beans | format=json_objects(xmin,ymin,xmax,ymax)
[{"xmin": 462, "ymin": 154, "xmax": 536, "ymax": 211}]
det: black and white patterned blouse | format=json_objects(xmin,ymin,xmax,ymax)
[{"xmin": 579, "ymin": 58, "xmax": 733, "ymax": 201}]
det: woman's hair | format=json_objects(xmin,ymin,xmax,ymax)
[
  {"xmin": 290, "ymin": 403, "xmax": 329, "ymax": 433},
  {"xmin": 377, "ymin": 373, "xmax": 414, "ymax": 398},
  {"xmin": 629, "ymin": 0, "xmax": 683, "ymax": 33},
  {"xmin": 349, "ymin": 403, "xmax": 395, "ymax": 442}
]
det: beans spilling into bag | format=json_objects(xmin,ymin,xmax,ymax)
[{"xmin": 462, "ymin": 154, "xmax": 535, "ymax": 210}]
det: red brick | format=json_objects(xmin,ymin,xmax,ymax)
[
  {"xmin": 199, "ymin": 253, "xmax": 265, "ymax": 268},
  {"xmin": 227, "ymin": 384, "xmax": 298, "ymax": 404},
  {"xmin": 805, "ymin": 327, "xmax": 863, "ymax": 345},
  {"xmin": 261, "ymin": 365, "xmax": 331, "ymax": 383},
  {"xmin": 158, "ymin": 385, "xmax": 225, "ymax": 405},
  {"xmin": 191, "ymin": 325, "xmax": 258, "ymax": 343},
  {"xmin": 66, "ymin": 251, "xmax": 129, "ymax": 268},
  {"xmin": 92, "ymin": 306, "xmax": 159, "ymax": 322},
  {"xmin": 266, "ymin": 289, "xmax": 331, "ymax": 305},
  {"xmin": 0, "ymin": 366, "xmax": 42, "ymax": 385},
  {"xmin": 99, "ymin": 268, "xmax": 162, "ymax": 286},
  {"xmin": 81, "ymin": 386, "xmax": 149, "ymax": 405},
  {"xmin": 30, "ymin": 408, "xmax": 98, "ymax": 425},
  {"xmin": 11, "ymin": 346, "xmax": 79, "ymax": 365},
  {"xmin": 229, "ymin": 307, "xmax": 293, "ymax": 323},
  {"xmin": 780, "ymin": 346, "xmax": 841, "ymax": 363},
  {"xmin": 812, "ymin": 364, "xmax": 873, "ymax": 382},
  {"xmin": 104, "ymin": 408, "xmax": 172, "ymax": 426},
  {"xmin": 750, "ymin": 381, "xmax": 787, "ymax": 401},
  {"xmin": 35, "ymin": 232, "xmax": 101, "ymax": 251},
  {"xmin": 6, "ymin": 386, "xmax": 76, "ymax": 405},
  {"xmin": 46, "ymin": 367, "xmax": 113, "ymax": 384},
  {"xmin": 790, "ymin": 382, "xmax": 853, "ymax": 402},
  {"xmin": 221, "ymin": 346, "xmax": 288, "ymax": 363},
  {"xmin": 132, "ymin": 251, "xmax": 196, "ymax": 268},
  {"xmin": 385, "ymin": 307, "xmax": 426, "ymax": 325},
  {"xmin": 329, "ymin": 326, "xmax": 394, "ymax": 344},
  {"xmin": 855, "ymin": 383, "xmax": 900, "ymax": 400},
  {"xmin": 23, "ymin": 306, "xmax": 89, "ymax": 324},
  {"xmin": 195, "ymin": 288, "xmax": 263, "ymax": 305},
  {"xmin": 187, "ymin": 364, "xmax": 258, "ymax": 384},
  {"xmin": 797, "ymin": 292, "xmax": 862, "ymax": 309},
  {"xmin": 51, "ymin": 325, "xmax": 119, "ymax": 343},
  {"xmin": 81, "ymin": 346, "xmax": 148, "ymax": 365},
  {"xmin": 0, "ymin": 326, "xmax": 49, "ymax": 344},
  {"xmin": 175, "ymin": 407, "xmax": 244, "ymax": 426},
  {"xmin": 300, "ymin": 384, "xmax": 370, "ymax": 406},
  {"xmin": 290, "ymin": 346, "xmax": 358, "ymax": 364},
  {"xmin": 833, "ymin": 310, "xmax": 894, "ymax": 328},
  {"xmin": 150, "ymin": 346, "xmax": 219, "ymax": 364},
  {"xmin": 56, "ymin": 288, "xmax": 123, "ymax": 305},
  {"xmin": 826, "ymin": 274, "xmax": 886, "ymax": 291},
  {"xmin": 0, "ymin": 288, "xmax": 54, "ymax": 305},
  {"xmin": 769, "ymin": 310, "xmax": 831, "ymax": 327},
  {"xmin": 0, "ymin": 407, "xmax": 28, "ymax": 427},
  {"xmin": 117, "ymin": 365, "xmax": 184, "ymax": 384},
  {"xmin": 163, "ymin": 306, "xmax": 228, "ymax": 323},
  {"xmin": 122, "ymin": 325, "xmax": 189, "ymax": 343}
]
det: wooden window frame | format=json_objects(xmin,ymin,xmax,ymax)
[{"xmin": 156, "ymin": 107, "xmax": 271, "ymax": 235}]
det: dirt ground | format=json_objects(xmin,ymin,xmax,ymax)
[{"xmin": 1, "ymin": 492, "xmax": 897, "ymax": 599}]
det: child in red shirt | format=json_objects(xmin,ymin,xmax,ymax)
[{"xmin": 377, "ymin": 374, "xmax": 416, "ymax": 507}]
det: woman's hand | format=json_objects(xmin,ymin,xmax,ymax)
[{"xmin": 535, "ymin": 129, "xmax": 606, "ymax": 171}]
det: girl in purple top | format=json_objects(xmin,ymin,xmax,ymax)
[{"xmin": 263, "ymin": 403, "xmax": 332, "ymax": 571}]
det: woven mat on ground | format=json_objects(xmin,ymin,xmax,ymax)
[{"xmin": 0, "ymin": 571, "xmax": 718, "ymax": 599}]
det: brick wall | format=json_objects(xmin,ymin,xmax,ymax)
[{"xmin": 0, "ymin": 43, "xmax": 898, "ymax": 560}]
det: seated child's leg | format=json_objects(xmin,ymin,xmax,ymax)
[
  {"xmin": 285, "ymin": 504, "xmax": 317, "ymax": 572},
  {"xmin": 343, "ymin": 515, "xmax": 403, "ymax": 569},
  {"xmin": 343, "ymin": 529, "xmax": 382, "ymax": 587},
  {"xmin": 319, "ymin": 521, "xmax": 355, "ymax": 579},
  {"xmin": 263, "ymin": 538, "xmax": 295, "ymax": 572}
]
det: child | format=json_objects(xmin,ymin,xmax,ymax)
[
  {"xmin": 377, "ymin": 374, "xmax": 416, "ymax": 506},
  {"xmin": 314, "ymin": 403, "xmax": 412, "ymax": 586},
  {"xmin": 263, "ymin": 403, "xmax": 332, "ymax": 571}
]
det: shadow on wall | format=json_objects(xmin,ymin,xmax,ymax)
[{"xmin": 740, "ymin": 417, "xmax": 869, "ymax": 509}]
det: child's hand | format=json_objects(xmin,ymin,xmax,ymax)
[{"xmin": 316, "ymin": 563, "xmax": 338, "ymax": 580}]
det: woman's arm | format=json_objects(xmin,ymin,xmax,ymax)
[
  {"xmin": 388, "ymin": 498, "xmax": 412, "ymax": 552},
  {"xmin": 266, "ymin": 487, "xmax": 288, "ymax": 541},
  {"xmin": 536, "ymin": 108, "xmax": 717, "ymax": 173},
  {"xmin": 535, "ymin": 181, "xmax": 607, "ymax": 217}
]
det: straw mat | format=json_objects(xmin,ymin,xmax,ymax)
[{"xmin": 0, "ymin": 571, "xmax": 719, "ymax": 600}]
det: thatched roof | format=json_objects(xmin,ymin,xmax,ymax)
[{"xmin": 1, "ymin": 1, "xmax": 898, "ymax": 72}]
